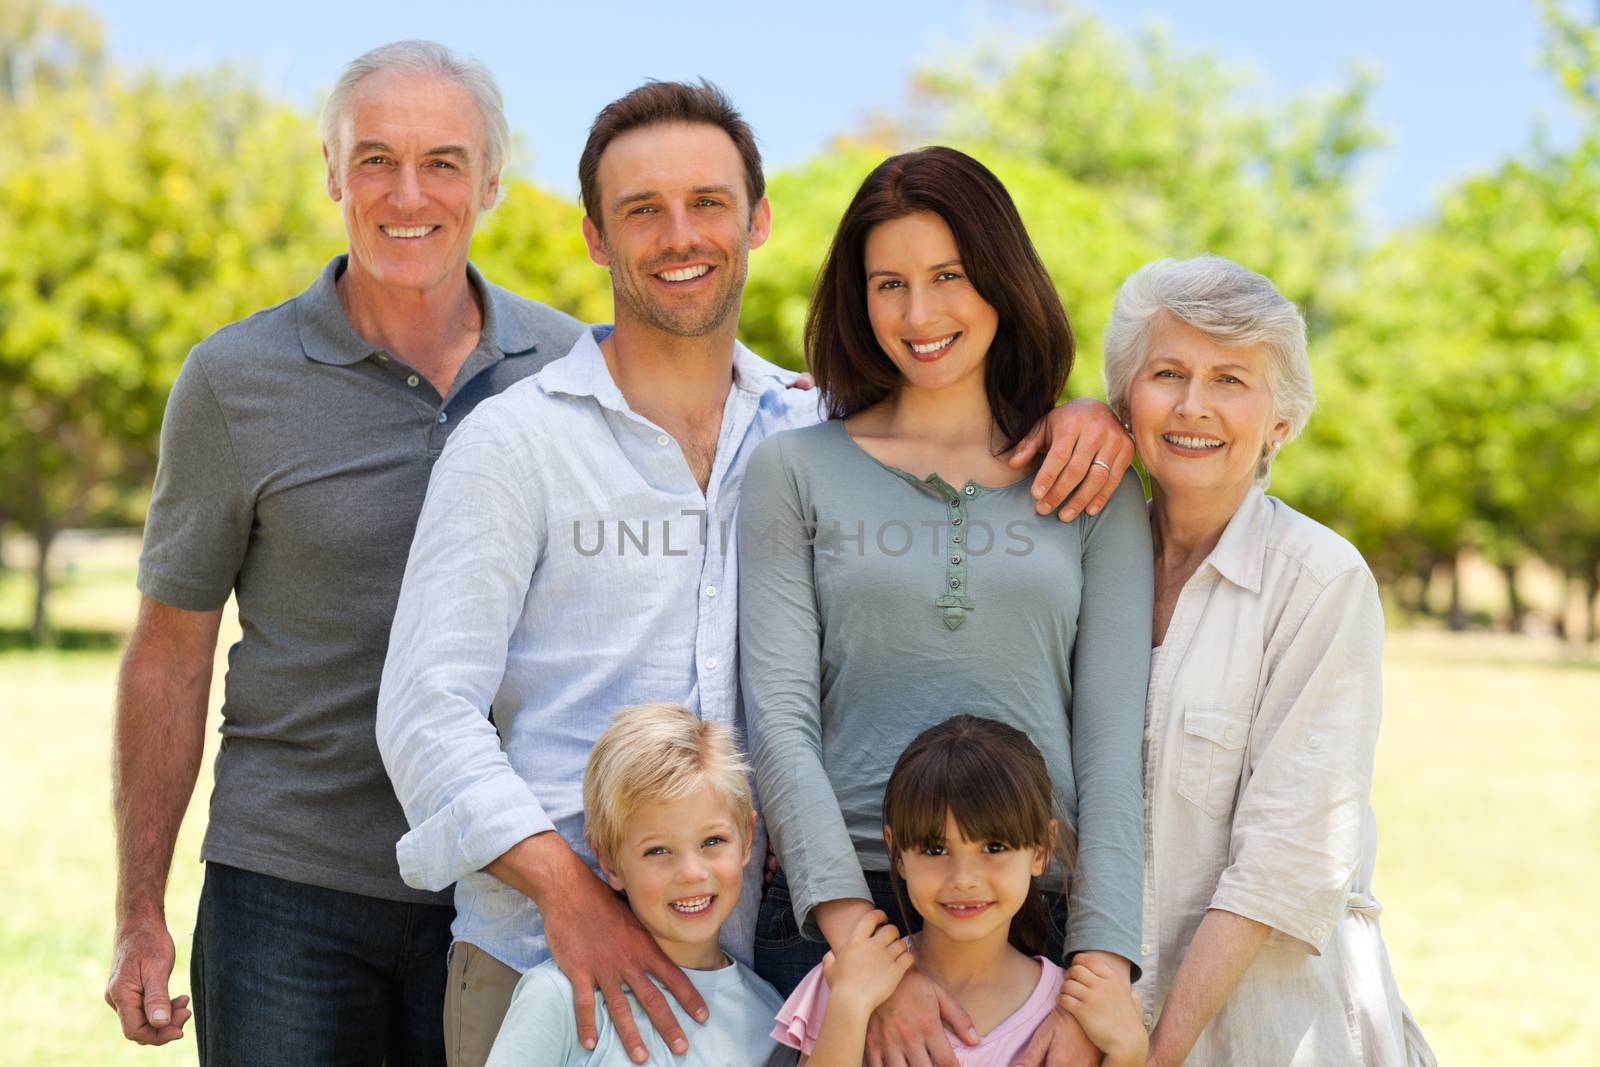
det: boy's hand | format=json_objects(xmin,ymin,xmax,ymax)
[
  {"xmin": 821, "ymin": 910, "xmax": 913, "ymax": 1016},
  {"xmin": 1059, "ymin": 956, "xmax": 1147, "ymax": 1066}
]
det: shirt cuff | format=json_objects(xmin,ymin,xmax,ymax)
[
  {"xmin": 137, "ymin": 567, "xmax": 231, "ymax": 612},
  {"xmin": 791, "ymin": 868, "xmax": 873, "ymax": 944},
  {"xmin": 396, "ymin": 772, "xmax": 555, "ymax": 892},
  {"xmin": 1207, "ymin": 881, "xmax": 1340, "ymax": 955},
  {"xmin": 1064, "ymin": 918, "xmax": 1143, "ymax": 982}
]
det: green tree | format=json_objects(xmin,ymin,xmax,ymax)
[{"xmin": 0, "ymin": 73, "xmax": 340, "ymax": 642}]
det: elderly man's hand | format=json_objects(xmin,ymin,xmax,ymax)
[
  {"xmin": 105, "ymin": 912, "xmax": 192, "ymax": 1045},
  {"xmin": 1011, "ymin": 397, "xmax": 1135, "ymax": 522}
]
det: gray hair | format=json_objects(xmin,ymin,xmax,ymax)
[
  {"xmin": 320, "ymin": 40, "xmax": 510, "ymax": 200},
  {"xmin": 1103, "ymin": 255, "xmax": 1314, "ymax": 484}
]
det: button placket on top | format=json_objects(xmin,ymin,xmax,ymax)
[{"xmin": 932, "ymin": 479, "xmax": 978, "ymax": 630}]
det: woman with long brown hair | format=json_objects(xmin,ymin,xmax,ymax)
[{"xmin": 738, "ymin": 147, "xmax": 1152, "ymax": 1064}]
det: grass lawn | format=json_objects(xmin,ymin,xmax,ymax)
[{"xmin": 0, "ymin": 554, "xmax": 1596, "ymax": 1065}]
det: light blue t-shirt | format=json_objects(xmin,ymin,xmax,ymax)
[{"xmin": 485, "ymin": 957, "xmax": 797, "ymax": 1067}]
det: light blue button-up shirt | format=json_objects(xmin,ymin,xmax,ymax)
[{"xmin": 376, "ymin": 326, "xmax": 821, "ymax": 972}]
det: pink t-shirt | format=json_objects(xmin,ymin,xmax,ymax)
[{"xmin": 771, "ymin": 956, "xmax": 1066, "ymax": 1065}]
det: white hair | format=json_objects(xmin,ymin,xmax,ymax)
[
  {"xmin": 319, "ymin": 40, "xmax": 510, "ymax": 203},
  {"xmin": 1103, "ymin": 255, "xmax": 1315, "ymax": 484}
]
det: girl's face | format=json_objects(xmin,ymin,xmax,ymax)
[
  {"xmin": 863, "ymin": 211, "xmax": 998, "ymax": 398},
  {"xmin": 889, "ymin": 809, "xmax": 1047, "ymax": 949}
]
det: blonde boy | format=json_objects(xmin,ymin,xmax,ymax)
[{"xmin": 486, "ymin": 704, "xmax": 794, "ymax": 1066}]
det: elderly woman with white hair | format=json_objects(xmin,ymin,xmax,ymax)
[{"xmin": 1100, "ymin": 256, "xmax": 1435, "ymax": 1066}]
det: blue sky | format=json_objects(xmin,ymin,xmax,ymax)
[{"xmin": 88, "ymin": 0, "xmax": 1589, "ymax": 231}]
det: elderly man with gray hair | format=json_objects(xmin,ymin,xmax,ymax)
[
  {"xmin": 1101, "ymin": 255, "xmax": 1434, "ymax": 1066},
  {"xmin": 103, "ymin": 41, "xmax": 582, "ymax": 1064}
]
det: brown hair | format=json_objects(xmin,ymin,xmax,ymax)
[
  {"xmin": 807, "ymin": 147, "xmax": 1074, "ymax": 450},
  {"xmin": 882, "ymin": 715, "xmax": 1074, "ymax": 958},
  {"xmin": 577, "ymin": 79, "xmax": 765, "ymax": 229}
]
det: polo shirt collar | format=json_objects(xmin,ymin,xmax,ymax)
[
  {"xmin": 1203, "ymin": 485, "xmax": 1270, "ymax": 594},
  {"xmin": 297, "ymin": 254, "xmax": 537, "ymax": 365},
  {"xmin": 541, "ymin": 325, "xmax": 800, "ymax": 413}
]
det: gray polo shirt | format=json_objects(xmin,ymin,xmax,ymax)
[{"xmin": 138, "ymin": 255, "xmax": 583, "ymax": 904}]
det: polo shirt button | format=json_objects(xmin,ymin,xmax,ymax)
[
  {"xmin": 704, "ymin": 585, "xmax": 718, "ymax": 598},
  {"xmin": 952, "ymin": 534, "xmax": 962, "ymax": 544},
  {"xmin": 963, "ymin": 484, "xmax": 976, "ymax": 495},
  {"xmin": 949, "ymin": 578, "xmax": 960, "ymax": 589},
  {"xmin": 406, "ymin": 374, "xmax": 420, "ymax": 387},
  {"xmin": 949, "ymin": 499, "xmax": 960, "ymax": 508},
  {"xmin": 952, "ymin": 517, "xmax": 962, "ymax": 526},
  {"xmin": 436, "ymin": 411, "xmax": 448, "ymax": 424},
  {"xmin": 1143, "ymin": 1012, "xmax": 1154, "ymax": 1028},
  {"xmin": 657, "ymin": 433, "xmax": 671, "ymax": 446},
  {"xmin": 950, "ymin": 555, "xmax": 961, "ymax": 565},
  {"xmin": 703, "ymin": 657, "xmax": 718, "ymax": 671}
]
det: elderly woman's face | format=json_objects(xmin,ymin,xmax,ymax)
[{"xmin": 1128, "ymin": 316, "xmax": 1289, "ymax": 500}]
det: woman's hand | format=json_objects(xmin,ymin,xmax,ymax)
[
  {"xmin": 1010, "ymin": 397, "xmax": 1135, "ymax": 522},
  {"xmin": 821, "ymin": 910, "xmax": 914, "ymax": 1018},
  {"xmin": 1060, "ymin": 957, "xmax": 1147, "ymax": 1067}
]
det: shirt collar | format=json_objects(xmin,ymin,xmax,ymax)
[
  {"xmin": 1203, "ymin": 485, "xmax": 1271, "ymax": 594},
  {"xmin": 540, "ymin": 325, "xmax": 800, "ymax": 413},
  {"xmin": 296, "ymin": 254, "xmax": 541, "ymax": 365}
]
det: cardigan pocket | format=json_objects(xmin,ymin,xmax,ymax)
[{"xmin": 1176, "ymin": 702, "xmax": 1250, "ymax": 819}]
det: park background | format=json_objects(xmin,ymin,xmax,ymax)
[{"xmin": 2, "ymin": 0, "xmax": 1597, "ymax": 1063}]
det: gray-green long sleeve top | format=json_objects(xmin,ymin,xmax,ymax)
[{"xmin": 738, "ymin": 419, "xmax": 1152, "ymax": 967}]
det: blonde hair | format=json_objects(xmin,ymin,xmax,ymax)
[
  {"xmin": 1103, "ymin": 255, "xmax": 1315, "ymax": 485},
  {"xmin": 583, "ymin": 703, "xmax": 754, "ymax": 864}
]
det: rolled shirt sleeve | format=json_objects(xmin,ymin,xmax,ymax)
[
  {"xmin": 137, "ymin": 353, "xmax": 253, "ymax": 611},
  {"xmin": 1065, "ymin": 474, "xmax": 1153, "ymax": 971},
  {"xmin": 376, "ymin": 409, "xmax": 557, "ymax": 893},
  {"xmin": 739, "ymin": 433, "xmax": 872, "ymax": 938},
  {"xmin": 1209, "ymin": 566, "xmax": 1385, "ymax": 953}
]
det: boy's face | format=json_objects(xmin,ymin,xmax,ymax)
[{"xmin": 598, "ymin": 784, "xmax": 752, "ymax": 969}]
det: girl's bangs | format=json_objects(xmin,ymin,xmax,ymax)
[{"xmin": 886, "ymin": 742, "xmax": 1050, "ymax": 851}]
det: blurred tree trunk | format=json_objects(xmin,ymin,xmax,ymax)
[
  {"xmin": 30, "ymin": 522, "xmax": 54, "ymax": 646},
  {"xmin": 1587, "ymin": 563, "xmax": 1599, "ymax": 646},
  {"xmin": 1500, "ymin": 561, "xmax": 1524, "ymax": 633},
  {"xmin": 1447, "ymin": 553, "xmax": 1469, "ymax": 631}
]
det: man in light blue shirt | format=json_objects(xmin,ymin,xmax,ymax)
[{"xmin": 377, "ymin": 81, "xmax": 1131, "ymax": 1067}]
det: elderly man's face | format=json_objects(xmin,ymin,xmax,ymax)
[{"xmin": 326, "ymin": 70, "xmax": 498, "ymax": 297}]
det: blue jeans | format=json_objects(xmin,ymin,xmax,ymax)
[
  {"xmin": 191, "ymin": 862, "xmax": 453, "ymax": 1067},
  {"xmin": 753, "ymin": 868, "xmax": 1071, "ymax": 998}
]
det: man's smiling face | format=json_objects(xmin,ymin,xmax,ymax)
[
  {"xmin": 583, "ymin": 121, "xmax": 770, "ymax": 338},
  {"xmin": 327, "ymin": 69, "xmax": 499, "ymax": 296}
]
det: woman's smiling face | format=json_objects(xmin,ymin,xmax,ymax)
[
  {"xmin": 1129, "ymin": 315, "xmax": 1288, "ymax": 501},
  {"xmin": 863, "ymin": 211, "xmax": 999, "ymax": 398}
]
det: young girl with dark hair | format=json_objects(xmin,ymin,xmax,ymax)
[{"xmin": 770, "ymin": 716, "xmax": 1146, "ymax": 1066}]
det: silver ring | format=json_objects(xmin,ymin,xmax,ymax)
[{"xmin": 1090, "ymin": 458, "xmax": 1113, "ymax": 474}]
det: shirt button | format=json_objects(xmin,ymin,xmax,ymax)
[
  {"xmin": 656, "ymin": 433, "xmax": 671, "ymax": 446},
  {"xmin": 952, "ymin": 517, "xmax": 962, "ymax": 526},
  {"xmin": 436, "ymin": 411, "xmax": 448, "ymax": 425},
  {"xmin": 952, "ymin": 534, "xmax": 962, "ymax": 544},
  {"xmin": 1224, "ymin": 727, "xmax": 1238, "ymax": 742},
  {"xmin": 963, "ymin": 484, "xmax": 976, "ymax": 496},
  {"xmin": 1140, "ymin": 943, "xmax": 1151, "ymax": 956},
  {"xmin": 949, "ymin": 499, "xmax": 960, "ymax": 508},
  {"xmin": 949, "ymin": 578, "xmax": 961, "ymax": 589},
  {"xmin": 1311, "ymin": 923, "xmax": 1327, "ymax": 940},
  {"xmin": 1143, "ymin": 727, "xmax": 1154, "ymax": 742},
  {"xmin": 704, "ymin": 585, "xmax": 718, "ymax": 598},
  {"xmin": 1143, "ymin": 1012, "xmax": 1154, "ymax": 1028},
  {"xmin": 950, "ymin": 555, "xmax": 961, "ymax": 565},
  {"xmin": 703, "ymin": 657, "xmax": 718, "ymax": 671},
  {"xmin": 1308, "ymin": 735, "xmax": 1323, "ymax": 749},
  {"xmin": 406, "ymin": 374, "xmax": 420, "ymax": 387},
  {"xmin": 377, "ymin": 353, "xmax": 389, "ymax": 362}
]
